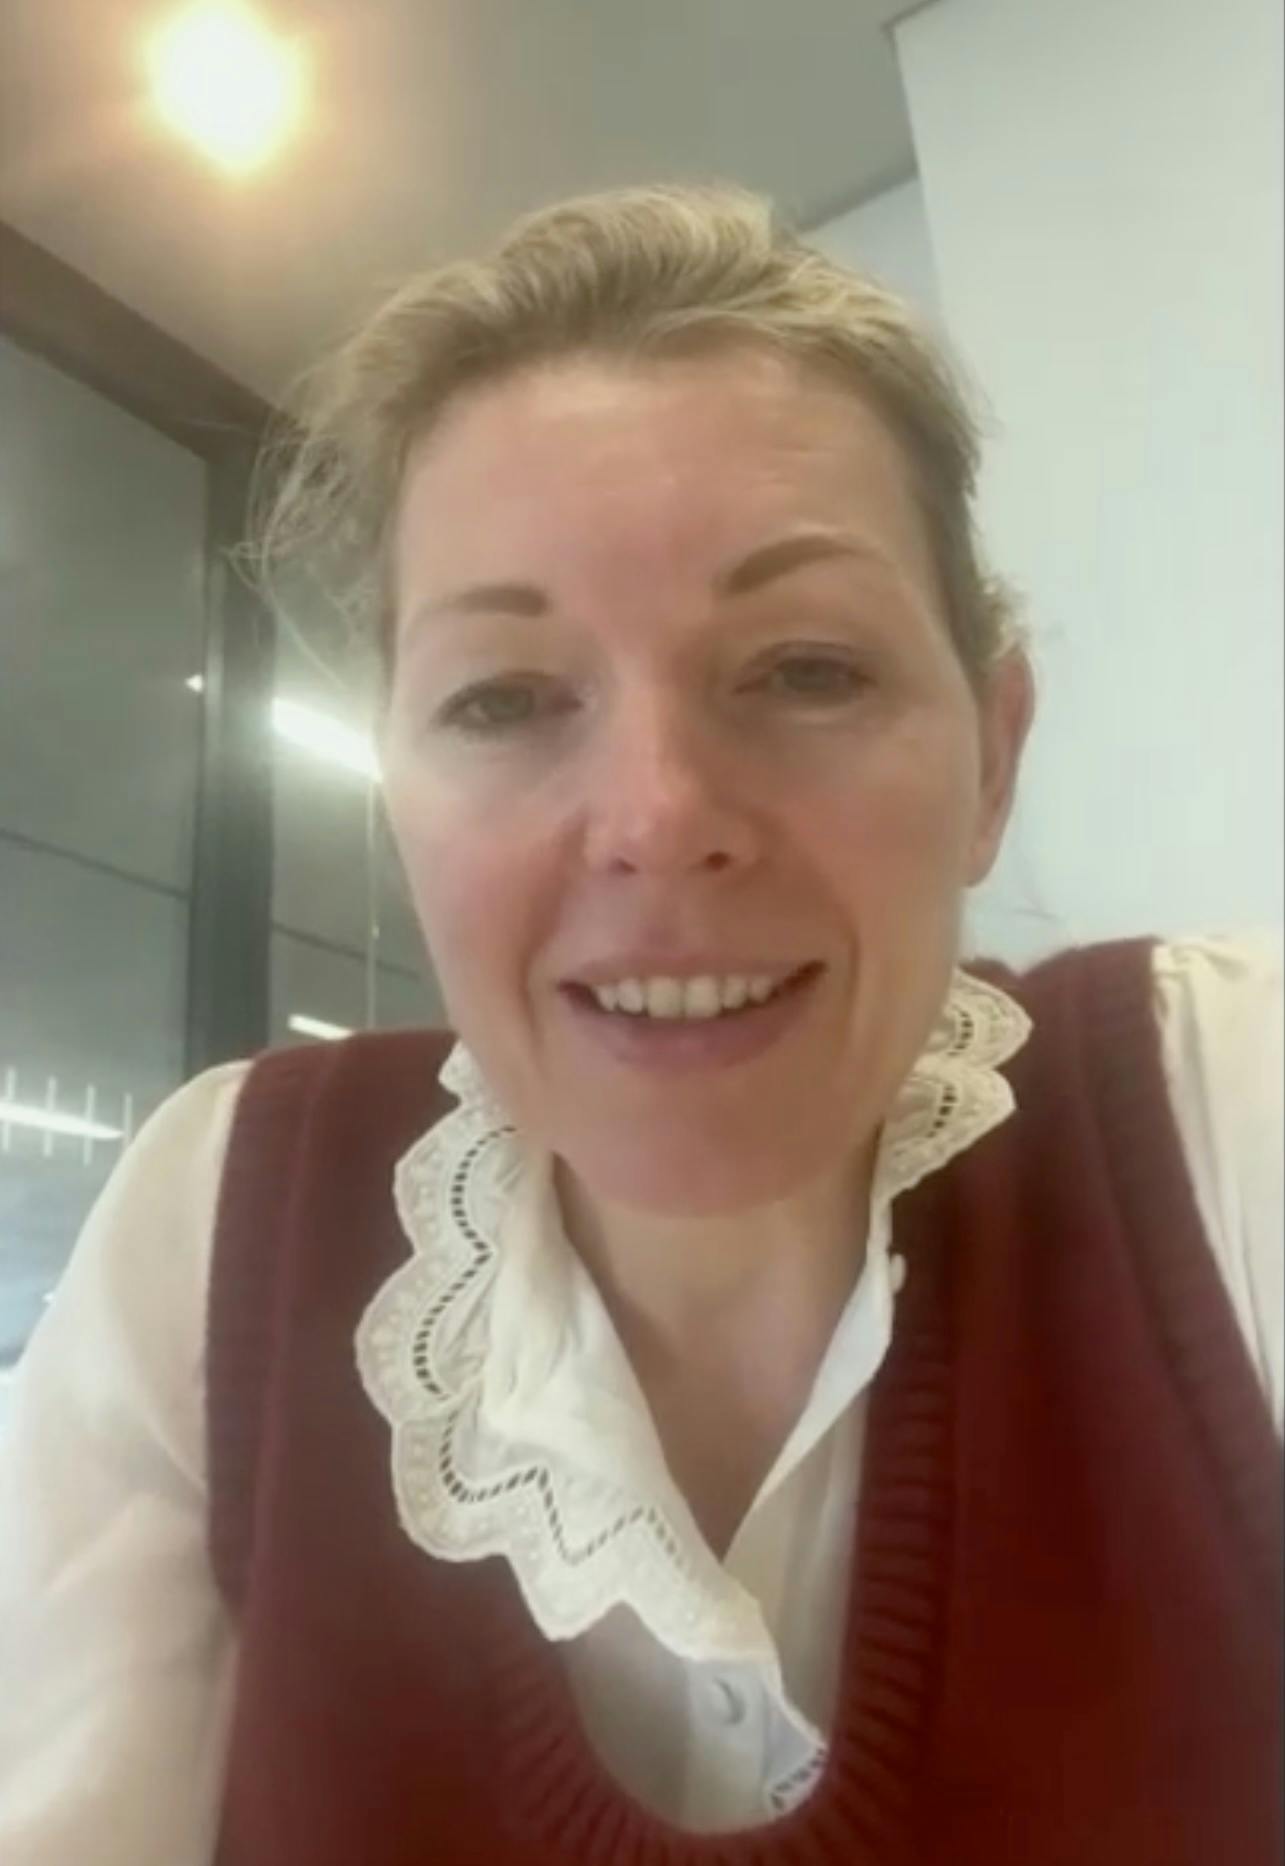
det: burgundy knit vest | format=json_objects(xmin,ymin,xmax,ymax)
[{"xmin": 206, "ymin": 939, "xmax": 1282, "ymax": 1865}]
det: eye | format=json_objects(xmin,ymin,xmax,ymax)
[
  {"xmin": 437, "ymin": 675, "xmax": 576, "ymax": 735},
  {"xmin": 748, "ymin": 650, "xmax": 871, "ymax": 703}
]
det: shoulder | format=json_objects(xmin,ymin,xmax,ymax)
[
  {"xmin": 127, "ymin": 1060, "xmax": 252, "ymax": 1172},
  {"xmin": 221, "ymin": 1027, "xmax": 459, "ymax": 1188},
  {"xmin": 972, "ymin": 931, "xmax": 1281, "ymax": 1058},
  {"xmin": 1150, "ymin": 930, "xmax": 1282, "ymax": 1051},
  {"xmin": 2, "ymin": 1060, "xmax": 255, "ymax": 1507},
  {"xmin": 232, "ymin": 1026, "xmax": 456, "ymax": 1107},
  {"xmin": 62, "ymin": 1061, "xmax": 254, "ymax": 1281},
  {"xmin": 8, "ymin": 1060, "xmax": 251, "ymax": 1428},
  {"xmin": 1152, "ymin": 934, "xmax": 1282, "ymax": 1414},
  {"xmin": 974, "ymin": 932, "xmax": 1282, "ymax": 1425},
  {"xmin": 980, "ymin": 927, "xmax": 1282, "ymax": 1161},
  {"xmin": 1152, "ymin": 935, "xmax": 1283, "ymax": 1431},
  {"xmin": 1144, "ymin": 932, "xmax": 1282, "ymax": 1208},
  {"xmin": 1016, "ymin": 932, "xmax": 1283, "ymax": 1426}
]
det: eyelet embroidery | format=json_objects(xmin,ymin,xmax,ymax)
[
  {"xmin": 766, "ymin": 1744, "xmax": 828, "ymax": 1816},
  {"xmin": 356, "ymin": 967, "xmax": 1030, "ymax": 1724}
]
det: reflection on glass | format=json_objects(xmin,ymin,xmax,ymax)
[
  {"xmin": 269, "ymin": 608, "xmax": 443, "ymax": 1047},
  {"xmin": 0, "ymin": 335, "xmax": 206, "ymax": 1403}
]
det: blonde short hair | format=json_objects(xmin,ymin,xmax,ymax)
[{"xmin": 255, "ymin": 182, "xmax": 1018, "ymax": 682}]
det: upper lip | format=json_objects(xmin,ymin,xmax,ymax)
[{"xmin": 563, "ymin": 955, "xmax": 820, "ymax": 988}]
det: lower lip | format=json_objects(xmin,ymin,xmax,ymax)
[{"xmin": 559, "ymin": 967, "xmax": 823, "ymax": 1075}]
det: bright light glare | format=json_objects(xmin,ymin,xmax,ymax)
[
  {"xmin": 271, "ymin": 697, "xmax": 380, "ymax": 779},
  {"xmin": 289, "ymin": 1014, "xmax": 352, "ymax": 1042},
  {"xmin": 0, "ymin": 1101, "xmax": 123, "ymax": 1142},
  {"xmin": 186, "ymin": 677, "xmax": 380, "ymax": 779},
  {"xmin": 146, "ymin": 3, "xmax": 302, "ymax": 174}
]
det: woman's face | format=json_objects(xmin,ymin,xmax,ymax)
[{"xmin": 382, "ymin": 349, "xmax": 1029, "ymax": 1214}]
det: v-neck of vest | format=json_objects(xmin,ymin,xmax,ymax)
[{"xmin": 480, "ymin": 1178, "xmax": 953, "ymax": 1864}]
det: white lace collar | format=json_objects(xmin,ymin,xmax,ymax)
[{"xmin": 355, "ymin": 969, "xmax": 1030, "ymax": 1668}]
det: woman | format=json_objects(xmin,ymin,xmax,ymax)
[{"xmin": 0, "ymin": 184, "xmax": 1280, "ymax": 1865}]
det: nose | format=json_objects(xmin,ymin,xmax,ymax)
[{"xmin": 580, "ymin": 690, "xmax": 761, "ymax": 878}]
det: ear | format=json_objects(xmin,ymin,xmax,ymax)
[{"xmin": 965, "ymin": 648, "xmax": 1035, "ymax": 886}]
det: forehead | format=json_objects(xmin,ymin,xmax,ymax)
[{"xmin": 393, "ymin": 349, "xmax": 933, "ymax": 603}]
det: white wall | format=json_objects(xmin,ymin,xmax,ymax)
[
  {"xmin": 809, "ymin": 177, "xmax": 940, "ymax": 319},
  {"xmin": 893, "ymin": 0, "xmax": 1284, "ymax": 960}
]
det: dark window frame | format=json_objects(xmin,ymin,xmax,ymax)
[{"xmin": 0, "ymin": 220, "xmax": 277, "ymax": 1074}]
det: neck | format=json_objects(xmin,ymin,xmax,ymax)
[
  {"xmin": 554, "ymin": 1143, "xmax": 877, "ymax": 1395},
  {"xmin": 555, "ymin": 1144, "xmax": 878, "ymax": 1554}
]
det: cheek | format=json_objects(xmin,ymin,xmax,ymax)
[
  {"xmin": 807, "ymin": 715, "xmax": 981, "ymax": 913},
  {"xmin": 385, "ymin": 782, "xmax": 549, "ymax": 1007}
]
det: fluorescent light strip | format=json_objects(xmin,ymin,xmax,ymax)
[
  {"xmin": 0, "ymin": 1101, "xmax": 123, "ymax": 1142},
  {"xmin": 288, "ymin": 1014, "xmax": 352, "ymax": 1042},
  {"xmin": 271, "ymin": 698, "xmax": 379, "ymax": 779},
  {"xmin": 187, "ymin": 677, "xmax": 379, "ymax": 780}
]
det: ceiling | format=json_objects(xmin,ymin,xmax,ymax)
[{"xmin": 0, "ymin": 0, "xmax": 917, "ymax": 400}]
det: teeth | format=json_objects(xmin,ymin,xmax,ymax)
[
  {"xmin": 644, "ymin": 978, "xmax": 683, "ymax": 1018},
  {"xmin": 588, "ymin": 972, "xmax": 791, "ymax": 1019},
  {"xmin": 682, "ymin": 976, "xmax": 722, "ymax": 1019}
]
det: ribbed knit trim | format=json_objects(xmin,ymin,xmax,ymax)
[
  {"xmin": 207, "ymin": 1043, "xmax": 321, "ymax": 1606},
  {"xmin": 1078, "ymin": 940, "xmax": 1283, "ymax": 1613},
  {"xmin": 206, "ymin": 1034, "xmax": 458, "ymax": 1607},
  {"xmin": 484, "ymin": 1171, "xmax": 952, "ymax": 1865}
]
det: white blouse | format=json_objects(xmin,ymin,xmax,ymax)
[{"xmin": 0, "ymin": 936, "xmax": 1280, "ymax": 1863}]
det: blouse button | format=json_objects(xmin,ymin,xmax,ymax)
[{"xmin": 708, "ymin": 1677, "xmax": 748, "ymax": 1728}]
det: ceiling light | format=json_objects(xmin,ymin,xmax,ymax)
[
  {"xmin": 146, "ymin": 2, "xmax": 303, "ymax": 175},
  {"xmin": 288, "ymin": 1014, "xmax": 352, "ymax": 1041},
  {"xmin": 0, "ymin": 1101, "xmax": 123, "ymax": 1143},
  {"xmin": 186, "ymin": 677, "xmax": 380, "ymax": 779}
]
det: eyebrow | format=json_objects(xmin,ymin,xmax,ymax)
[
  {"xmin": 408, "ymin": 530, "xmax": 886, "ymax": 629},
  {"xmin": 719, "ymin": 531, "xmax": 882, "ymax": 598}
]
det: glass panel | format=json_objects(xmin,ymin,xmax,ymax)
[
  {"xmin": 0, "ymin": 336, "xmax": 205, "ymax": 889},
  {"xmin": 269, "ymin": 607, "xmax": 443, "ymax": 1046},
  {"xmin": 0, "ymin": 334, "xmax": 206, "ymax": 1411},
  {"xmin": 0, "ymin": 843, "xmax": 188, "ymax": 1366},
  {"xmin": 270, "ymin": 929, "xmax": 442, "ymax": 1050}
]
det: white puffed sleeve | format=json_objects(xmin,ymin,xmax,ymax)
[
  {"xmin": 0, "ymin": 1063, "xmax": 246, "ymax": 1864},
  {"xmin": 1153, "ymin": 933, "xmax": 1283, "ymax": 1433}
]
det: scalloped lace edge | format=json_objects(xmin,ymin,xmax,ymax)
[{"xmin": 355, "ymin": 969, "xmax": 1030, "ymax": 1672}]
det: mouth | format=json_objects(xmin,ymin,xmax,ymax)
[
  {"xmin": 562, "ymin": 962, "xmax": 823, "ymax": 1022},
  {"xmin": 557, "ymin": 962, "xmax": 826, "ymax": 1074}
]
